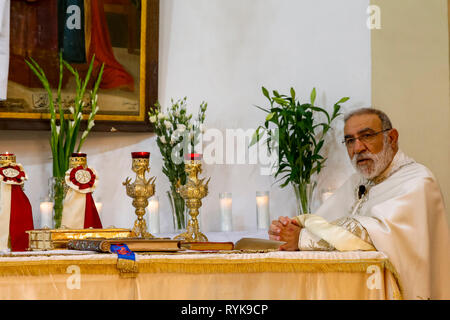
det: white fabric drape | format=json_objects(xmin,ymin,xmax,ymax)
[
  {"xmin": 0, "ymin": 250, "xmax": 402, "ymax": 300},
  {"xmin": 0, "ymin": 182, "xmax": 11, "ymax": 250},
  {"xmin": 61, "ymin": 190, "xmax": 86, "ymax": 229}
]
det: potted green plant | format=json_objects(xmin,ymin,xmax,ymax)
[
  {"xmin": 251, "ymin": 86, "xmax": 349, "ymax": 214},
  {"xmin": 26, "ymin": 54, "xmax": 104, "ymax": 228},
  {"xmin": 149, "ymin": 97, "xmax": 207, "ymax": 231}
]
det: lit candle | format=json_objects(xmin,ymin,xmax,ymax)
[
  {"xmin": 40, "ymin": 201, "xmax": 54, "ymax": 229},
  {"xmin": 322, "ymin": 191, "xmax": 333, "ymax": 203},
  {"xmin": 256, "ymin": 191, "xmax": 270, "ymax": 230},
  {"xmin": 219, "ymin": 192, "xmax": 233, "ymax": 232},
  {"xmin": 147, "ymin": 196, "xmax": 160, "ymax": 234}
]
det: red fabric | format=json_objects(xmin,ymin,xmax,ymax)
[
  {"xmin": 84, "ymin": 193, "xmax": 103, "ymax": 229},
  {"xmin": 89, "ymin": 0, "xmax": 134, "ymax": 91},
  {"xmin": 9, "ymin": 185, "xmax": 34, "ymax": 252}
]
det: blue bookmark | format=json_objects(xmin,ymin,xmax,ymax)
[{"xmin": 110, "ymin": 244, "xmax": 138, "ymax": 275}]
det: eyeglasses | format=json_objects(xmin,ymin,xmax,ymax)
[{"xmin": 342, "ymin": 129, "xmax": 390, "ymax": 149}]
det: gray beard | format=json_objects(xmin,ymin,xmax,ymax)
[{"xmin": 351, "ymin": 137, "xmax": 395, "ymax": 180}]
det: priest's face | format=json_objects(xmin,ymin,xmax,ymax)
[{"xmin": 344, "ymin": 114, "xmax": 397, "ymax": 180}]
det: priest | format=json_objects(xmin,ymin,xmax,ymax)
[{"xmin": 269, "ymin": 108, "xmax": 450, "ymax": 300}]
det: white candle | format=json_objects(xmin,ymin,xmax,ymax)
[
  {"xmin": 219, "ymin": 193, "xmax": 233, "ymax": 232},
  {"xmin": 256, "ymin": 191, "xmax": 270, "ymax": 230},
  {"xmin": 147, "ymin": 196, "xmax": 160, "ymax": 234},
  {"xmin": 322, "ymin": 191, "xmax": 333, "ymax": 203},
  {"xmin": 40, "ymin": 201, "xmax": 53, "ymax": 229}
]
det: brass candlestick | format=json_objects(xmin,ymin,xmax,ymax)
[
  {"xmin": 0, "ymin": 153, "xmax": 16, "ymax": 167},
  {"xmin": 123, "ymin": 152, "xmax": 156, "ymax": 238},
  {"xmin": 70, "ymin": 153, "xmax": 87, "ymax": 169},
  {"xmin": 174, "ymin": 154, "xmax": 210, "ymax": 242}
]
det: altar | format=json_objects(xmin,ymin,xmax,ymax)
[{"xmin": 0, "ymin": 231, "xmax": 402, "ymax": 300}]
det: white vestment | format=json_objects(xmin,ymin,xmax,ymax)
[
  {"xmin": 0, "ymin": 0, "xmax": 9, "ymax": 100},
  {"xmin": 295, "ymin": 150, "xmax": 450, "ymax": 300}
]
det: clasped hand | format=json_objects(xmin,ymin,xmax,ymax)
[{"xmin": 268, "ymin": 216, "xmax": 302, "ymax": 251}]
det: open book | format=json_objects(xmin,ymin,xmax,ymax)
[
  {"xmin": 180, "ymin": 241, "xmax": 234, "ymax": 251},
  {"xmin": 234, "ymin": 238, "xmax": 286, "ymax": 250}
]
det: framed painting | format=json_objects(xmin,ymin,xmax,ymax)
[{"xmin": 0, "ymin": 0, "xmax": 159, "ymax": 132}]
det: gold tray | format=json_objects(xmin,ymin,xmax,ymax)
[{"xmin": 26, "ymin": 228, "xmax": 133, "ymax": 251}]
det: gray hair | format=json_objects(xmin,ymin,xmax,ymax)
[{"xmin": 344, "ymin": 107, "xmax": 393, "ymax": 130}]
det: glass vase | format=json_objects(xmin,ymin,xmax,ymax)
[
  {"xmin": 49, "ymin": 176, "xmax": 66, "ymax": 229},
  {"xmin": 167, "ymin": 188, "xmax": 187, "ymax": 232},
  {"xmin": 292, "ymin": 181, "xmax": 316, "ymax": 215}
]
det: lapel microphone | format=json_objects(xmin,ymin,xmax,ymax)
[{"xmin": 358, "ymin": 185, "xmax": 366, "ymax": 199}]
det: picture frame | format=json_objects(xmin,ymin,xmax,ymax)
[{"xmin": 0, "ymin": 0, "xmax": 159, "ymax": 132}]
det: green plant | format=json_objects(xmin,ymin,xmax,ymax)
[
  {"xmin": 251, "ymin": 86, "xmax": 349, "ymax": 213},
  {"xmin": 149, "ymin": 97, "xmax": 207, "ymax": 229},
  {"xmin": 26, "ymin": 53, "xmax": 104, "ymax": 227}
]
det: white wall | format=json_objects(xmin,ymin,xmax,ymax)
[
  {"xmin": 371, "ymin": 0, "xmax": 450, "ymax": 212},
  {"xmin": 0, "ymin": 0, "xmax": 371, "ymax": 233}
]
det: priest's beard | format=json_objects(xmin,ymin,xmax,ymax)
[{"xmin": 351, "ymin": 137, "xmax": 395, "ymax": 180}]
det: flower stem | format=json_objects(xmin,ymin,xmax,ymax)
[
  {"xmin": 51, "ymin": 177, "xmax": 65, "ymax": 228},
  {"xmin": 169, "ymin": 188, "xmax": 186, "ymax": 230}
]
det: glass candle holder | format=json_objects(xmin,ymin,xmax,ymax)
[
  {"xmin": 219, "ymin": 192, "xmax": 233, "ymax": 232},
  {"xmin": 147, "ymin": 196, "xmax": 160, "ymax": 234},
  {"xmin": 131, "ymin": 152, "xmax": 150, "ymax": 159},
  {"xmin": 39, "ymin": 196, "xmax": 54, "ymax": 229},
  {"xmin": 322, "ymin": 190, "xmax": 333, "ymax": 203},
  {"xmin": 256, "ymin": 191, "xmax": 270, "ymax": 230}
]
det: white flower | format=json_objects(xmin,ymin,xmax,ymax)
[
  {"xmin": 56, "ymin": 125, "xmax": 60, "ymax": 135},
  {"xmin": 164, "ymin": 120, "xmax": 172, "ymax": 129},
  {"xmin": 149, "ymin": 115, "xmax": 157, "ymax": 123},
  {"xmin": 199, "ymin": 124, "xmax": 205, "ymax": 133},
  {"xmin": 170, "ymin": 134, "xmax": 177, "ymax": 145},
  {"xmin": 159, "ymin": 136, "xmax": 167, "ymax": 144},
  {"xmin": 81, "ymin": 130, "xmax": 88, "ymax": 140},
  {"xmin": 88, "ymin": 121, "xmax": 95, "ymax": 130},
  {"xmin": 157, "ymin": 113, "xmax": 165, "ymax": 120},
  {"xmin": 188, "ymin": 123, "xmax": 193, "ymax": 130},
  {"xmin": 69, "ymin": 106, "xmax": 75, "ymax": 114},
  {"xmin": 176, "ymin": 124, "xmax": 186, "ymax": 133}
]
